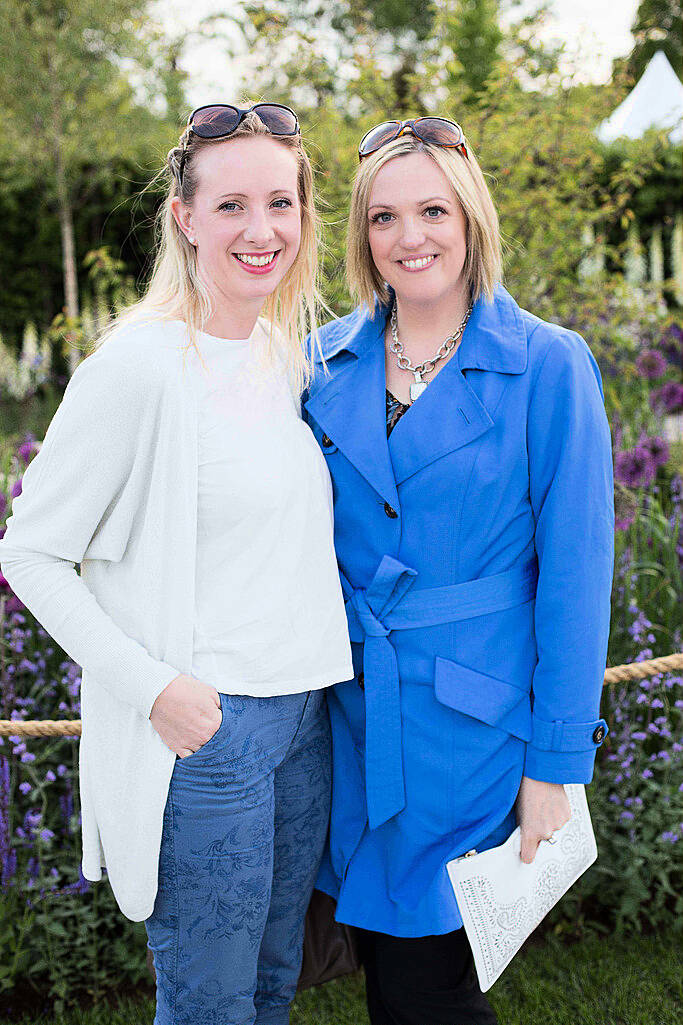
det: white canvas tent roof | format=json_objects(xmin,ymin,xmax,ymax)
[{"xmin": 597, "ymin": 50, "xmax": 683, "ymax": 145}]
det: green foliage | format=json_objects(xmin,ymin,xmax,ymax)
[
  {"xmin": 438, "ymin": 0, "xmax": 503, "ymax": 102},
  {"xmin": 627, "ymin": 0, "xmax": 682, "ymax": 81}
]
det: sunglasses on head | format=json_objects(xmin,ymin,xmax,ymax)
[
  {"xmin": 176, "ymin": 103, "xmax": 300, "ymax": 184},
  {"xmin": 358, "ymin": 117, "xmax": 468, "ymax": 161}
]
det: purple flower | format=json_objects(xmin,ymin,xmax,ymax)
[
  {"xmin": 660, "ymin": 831, "xmax": 679, "ymax": 843},
  {"xmin": 10, "ymin": 479, "xmax": 22, "ymax": 500},
  {"xmin": 39, "ymin": 829, "xmax": 54, "ymax": 842},
  {"xmin": 636, "ymin": 349, "xmax": 667, "ymax": 379},
  {"xmin": 659, "ymin": 322, "xmax": 683, "ymax": 366},
  {"xmin": 650, "ymin": 381, "xmax": 683, "ymax": 415},
  {"xmin": 614, "ymin": 446, "xmax": 657, "ymax": 488},
  {"xmin": 0, "ymin": 492, "xmax": 6, "ymax": 519},
  {"xmin": 54, "ymin": 864, "xmax": 91, "ymax": 897},
  {"xmin": 1, "ymin": 848, "xmax": 16, "ymax": 888},
  {"xmin": 632, "ymin": 730, "xmax": 648, "ymax": 740},
  {"xmin": 620, "ymin": 811, "xmax": 635, "ymax": 821},
  {"xmin": 17, "ymin": 435, "xmax": 36, "ymax": 465},
  {"xmin": 18, "ymin": 782, "xmax": 32, "ymax": 795},
  {"xmin": 638, "ymin": 435, "xmax": 670, "ymax": 468}
]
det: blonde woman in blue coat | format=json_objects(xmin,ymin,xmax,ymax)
[{"xmin": 303, "ymin": 119, "xmax": 614, "ymax": 1024}]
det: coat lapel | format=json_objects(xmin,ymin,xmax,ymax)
[
  {"xmin": 305, "ymin": 285, "xmax": 529, "ymax": 496},
  {"xmin": 388, "ymin": 285, "xmax": 528, "ymax": 484},
  {"xmin": 304, "ymin": 307, "xmax": 400, "ymax": 508}
]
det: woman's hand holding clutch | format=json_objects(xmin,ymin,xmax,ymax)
[{"xmin": 514, "ymin": 776, "xmax": 571, "ymax": 863}]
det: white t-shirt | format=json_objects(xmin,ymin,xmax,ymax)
[{"xmin": 189, "ymin": 318, "xmax": 352, "ymax": 695}]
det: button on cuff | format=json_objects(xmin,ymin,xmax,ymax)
[{"xmin": 531, "ymin": 714, "xmax": 609, "ymax": 753}]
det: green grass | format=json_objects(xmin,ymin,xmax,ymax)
[{"xmin": 1, "ymin": 933, "xmax": 680, "ymax": 1025}]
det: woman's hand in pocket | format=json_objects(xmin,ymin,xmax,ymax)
[
  {"xmin": 149, "ymin": 674, "xmax": 222, "ymax": 757},
  {"xmin": 514, "ymin": 776, "xmax": 571, "ymax": 864}
]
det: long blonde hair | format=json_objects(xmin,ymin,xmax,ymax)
[
  {"xmin": 346, "ymin": 133, "xmax": 502, "ymax": 312},
  {"xmin": 98, "ymin": 108, "xmax": 324, "ymax": 394}
]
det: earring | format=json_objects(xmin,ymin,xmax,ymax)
[{"xmin": 188, "ymin": 236, "xmax": 197, "ymax": 246}]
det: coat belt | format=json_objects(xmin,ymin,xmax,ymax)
[{"xmin": 340, "ymin": 556, "xmax": 539, "ymax": 830}]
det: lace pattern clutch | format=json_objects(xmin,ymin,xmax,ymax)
[{"xmin": 446, "ymin": 784, "xmax": 597, "ymax": 992}]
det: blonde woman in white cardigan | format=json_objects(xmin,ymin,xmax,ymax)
[{"xmin": 0, "ymin": 104, "xmax": 352, "ymax": 1025}]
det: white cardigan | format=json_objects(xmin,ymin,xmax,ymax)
[{"xmin": 0, "ymin": 317, "xmax": 348, "ymax": 921}]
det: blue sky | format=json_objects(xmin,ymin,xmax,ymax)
[{"xmin": 160, "ymin": 0, "xmax": 641, "ymax": 106}]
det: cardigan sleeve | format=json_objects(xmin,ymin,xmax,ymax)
[
  {"xmin": 0, "ymin": 348, "xmax": 180, "ymax": 720},
  {"xmin": 524, "ymin": 329, "xmax": 614, "ymax": 784}
]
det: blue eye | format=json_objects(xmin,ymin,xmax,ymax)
[
  {"xmin": 218, "ymin": 201, "xmax": 240, "ymax": 212},
  {"xmin": 425, "ymin": 206, "xmax": 446, "ymax": 217},
  {"xmin": 272, "ymin": 198, "xmax": 293, "ymax": 209},
  {"xmin": 370, "ymin": 211, "xmax": 393, "ymax": 224}
]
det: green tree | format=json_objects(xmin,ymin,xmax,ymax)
[
  {"xmin": 438, "ymin": 0, "xmax": 503, "ymax": 102},
  {"xmin": 0, "ymin": 0, "xmax": 182, "ymax": 367},
  {"xmin": 627, "ymin": 0, "xmax": 682, "ymax": 81}
]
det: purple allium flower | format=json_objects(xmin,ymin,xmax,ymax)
[
  {"xmin": 638, "ymin": 434, "xmax": 670, "ymax": 469},
  {"xmin": 20, "ymin": 752, "xmax": 35, "ymax": 763},
  {"xmin": 56, "ymin": 764, "xmax": 67, "ymax": 777},
  {"xmin": 44, "ymin": 770, "xmax": 56, "ymax": 783},
  {"xmin": 636, "ymin": 349, "xmax": 667, "ymax": 379},
  {"xmin": 614, "ymin": 446, "xmax": 657, "ymax": 488},
  {"xmin": 659, "ymin": 322, "xmax": 683, "ymax": 366},
  {"xmin": 650, "ymin": 381, "xmax": 683, "ymax": 415},
  {"xmin": 18, "ymin": 782, "xmax": 31, "ymax": 795}
]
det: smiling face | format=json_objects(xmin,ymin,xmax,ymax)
[
  {"xmin": 367, "ymin": 151, "xmax": 468, "ymax": 308},
  {"xmin": 171, "ymin": 135, "xmax": 302, "ymax": 319}
]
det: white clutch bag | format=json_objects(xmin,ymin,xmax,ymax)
[{"xmin": 446, "ymin": 783, "xmax": 597, "ymax": 992}]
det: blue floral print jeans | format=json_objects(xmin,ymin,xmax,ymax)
[{"xmin": 144, "ymin": 688, "xmax": 332, "ymax": 1025}]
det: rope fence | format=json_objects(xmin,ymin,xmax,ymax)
[{"xmin": 1, "ymin": 652, "xmax": 681, "ymax": 737}]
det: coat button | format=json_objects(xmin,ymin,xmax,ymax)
[
  {"xmin": 384, "ymin": 502, "xmax": 398, "ymax": 519},
  {"xmin": 358, "ymin": 672, "xmax": 365, "ymax": 690},
  {"xmin": 321, "ymin": 433, "xmax": 333, "ymax": 447},
  {"xmin": 592, "ymin": 725, "xmax": 605, "ymax": 744}
]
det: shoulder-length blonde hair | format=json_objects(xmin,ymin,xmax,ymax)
[
  {"xmin": 98, "ymin": 107, "xmax": 324, "ymax": 395},
  {"xmin": 346, "ymin": 133, "xmax": 502, "ymax": 312}
]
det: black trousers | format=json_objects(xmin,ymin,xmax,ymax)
[{"xmin": 356, "ymin": 926, "xmax": 499, "ymax": 1025}]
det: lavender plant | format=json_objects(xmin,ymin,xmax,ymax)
[{"xmin": 1, "ymin": 440, "xmax": 150, "ymax": 1015}]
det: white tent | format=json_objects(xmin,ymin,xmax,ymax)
[{"xmin": 597, "ymin": 50, "xmax": 683, "ymax": 145}]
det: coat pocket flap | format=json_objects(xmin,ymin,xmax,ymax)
[{"xmin": 434, "ymin": 657, "xmax": 532, "ymax": 741}]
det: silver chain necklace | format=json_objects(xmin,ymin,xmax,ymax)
[{"xmin": 389, "ymin": 299, "xmax": 474, "ymax": 401}]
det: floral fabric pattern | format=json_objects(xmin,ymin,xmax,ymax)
[{"xmin": 144, "ymin": 689, "xmax": 331, "ymax": 1025}]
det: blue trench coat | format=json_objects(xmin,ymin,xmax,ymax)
[{"xmin": 303, "ymin": 284, "xmax": 614, "ymax": 937}]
